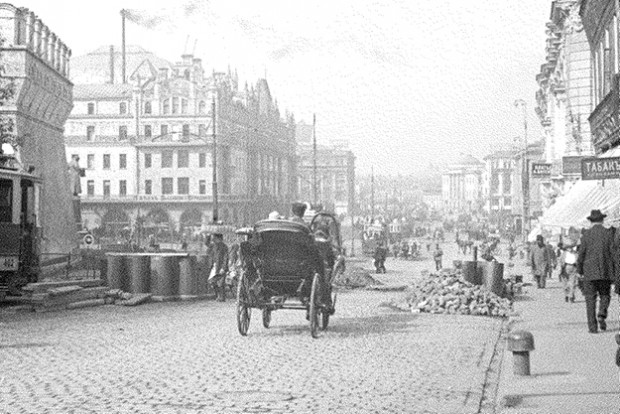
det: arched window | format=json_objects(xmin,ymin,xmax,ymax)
[
  {"xmin": 144, "ymin": 101, "xmax": 152, "ymax": 114},
  {"xmin": 198, "ymin": 100, "xmax": 206, "ymax": 114},
  {"xmin": 162, "ymin": 99, "xmax": 170, "ymax": 114}
]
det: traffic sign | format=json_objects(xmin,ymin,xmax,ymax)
[{"xmin": 83, "ymin": 234, "xmax": 94, "ymax": 246}]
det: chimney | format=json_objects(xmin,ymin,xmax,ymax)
[{"xmin": 109, "ymin": 45, "xmax": 115, "ymax": 84}]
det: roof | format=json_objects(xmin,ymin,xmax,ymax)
[
  {"xmin": 453, "ymin": 154, "xmax": 484, "ymax": 167},
  {"xmin": 71, "ymin": 45, "xmax": 173, "ymax": 85},
  {"xmin": 73, "ymin": 84, "xmax": 133, "ymax": 100}
]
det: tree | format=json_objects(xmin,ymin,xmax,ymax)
[{"xmin": 0, "ymin": 35, "xmax": 16, "ymax": 150}]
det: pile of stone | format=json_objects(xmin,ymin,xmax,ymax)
[
  {"xmin": 333, "ymin": 266, "xmax": 382, "ymax": 288},
  {"xmin": 391, "ymin": 270, "xmax": 513, "ymax": 318}
]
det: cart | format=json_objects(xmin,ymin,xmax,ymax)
[{"xmin": 236, "ymin": 213, "xmax": 341, "ymax": 338}]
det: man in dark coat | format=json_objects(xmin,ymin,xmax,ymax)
[{"xmin": 576, "ymin": 209, "xmax": 616, "ymax": 333}]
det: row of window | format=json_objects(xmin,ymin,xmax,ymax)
[
  {"xmin": 85, "ymin": 123, "xmax": 209, "ymax": 141},
  {"xmin": 593, "ymin": 15, "xmax": 619, "ymax": 105},
  {"xmin": 85, "ymin": 99, "xmax": 209, "ymax": 116},
  {"xmin": 85, "ymin": 178, "xmax": 208, "ymax": 196},
  {"xmin": 75, "ymin": 151, "xmax": 210, "ymax": 170}
]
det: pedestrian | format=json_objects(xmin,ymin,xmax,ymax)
[
  {"xmin": 576, "ymin": 209, "xmax": 616, "ymax": 333},
  {"xmin": 208, "ymin": 233, "xmax": 229, "ymax": 302},
  {"xmin": 558, "ymin": 240, "xmax": 579, "ymax": 303},
  {"xmin": 373, "ymin": 242, "xmax": 387, "ymax": 274},
  {"xmin": 529, "ymin": 235, "xmax": 549, "ymax": 289},
  {"xmin": 545, "ymin": 241, "xmax": 557, "ymax": 280},
  {"xmin": 433, "ymin": 243, "xmax": 443, "ymax": 271}
]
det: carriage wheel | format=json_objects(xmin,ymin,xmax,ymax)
[
  {"xmin": 309, "ymin": 273, "xmax": 321, "ymax": 338},
  {"xmin": 236, "ymin": 271, "xmax": 251, "ymax": 336},
  {"xmin": 262, "ymin": 309, "xmax": 271, "ymax": 328}
]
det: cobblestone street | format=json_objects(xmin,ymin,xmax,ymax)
[{"xmin": 1, "ymin": 243, "xmax": 506, "ymax": 414}]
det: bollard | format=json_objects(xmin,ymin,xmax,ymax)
[{"xmin": 507, "ymin": 330, "xmax": 535, "ymax": 375}]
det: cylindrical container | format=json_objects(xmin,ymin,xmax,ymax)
[
  {"xmin": 485, "ymin": 261, "xmax": 504, "ymax": 296},
  {"xmin": 150, "ymin": 255, "xmax": 180, "ymax": 297},
  {"xmin": 179, "ymin": 255, "xmax": 197, "ymax": 296},
  {"xmin": 106, "ymin": 255, "xmax": 127, "ymax": 290},
  {"xmin": 513, "ymin": 351, "xmax": 531, "ymax": 376},
  {"xmin": 196, "ymin": 254, "xmax": 210, "ymax": 296},
  {"xmin": 128, "ymin": 255, "xmax": 150, "ymax": 293},
  {"xmin": 462, "ymin": 261, "xmax": 479, "ymax": 285}
]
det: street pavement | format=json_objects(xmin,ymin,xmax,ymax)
[
  {"xmin": 494, "ymin": 261, "xmax": 620, "ymax": 414},
  {"xmin": 1, "ymin": 238, "xmax": 507, "ymax": 414}
]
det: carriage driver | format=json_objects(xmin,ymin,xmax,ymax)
[
  {"xmin": 290, "ymin": 202, "xmax": 308, "ymax": 225},
  {"xmin": 313, "ymin": 229, "xmax": 335, "ymax": 309}
]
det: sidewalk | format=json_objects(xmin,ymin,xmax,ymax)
[{"xmin": 496, "ymin": 273, "xmax": 620, "ymax": 413}]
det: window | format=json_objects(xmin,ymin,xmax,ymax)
[
  {"xmin": 87, "ymin": 154, "xmax": 94, "ymax": 169},
  {"xmin": 199, "ymin": 153, "xmax": 206, "ymax": 168},
  {"xmin": 162, "ymin": 151, "xmax": 173, "ymax": 168},
  {"xmin": 145, "ymin": 153, "xmax": 152, "ymax": 168},
  {"xmin": 144, "ymin": 180, "xmax": 152, "ymax": 195},
  {"xmin": 198, "ymin": 101, "xmax": 206, "ymax": 114},
  {"xmin": 103, "ymin": 154, "xmax": 111, "ymax": 170},
  {"xmin": 162, "ymin": 99, "xmax": 170, "ymax": 114},
  {"xmin": 119, "ymin": 154, "xmax": 127, "ymax": 169},
  {"xmin": 181, "ymin": 99, "xmax": 188, "ymax": 114},
  {"xmin": 119, "ymin": 180, "xmax": 127, "ymax": 196},
  {"xmin": 199, "ymin": 180, "xmax": 206, "ymax": 194},
  {"xmin": 87, "ymin": 102, "xmax": 95, "ymax": 115},
  {"xmin": 103, "ymin": 180, "xmax": 110, "ymax": 197},
  {"xmin": 0, "ymin": 179, "xmax": 12, "ymax": 223},
  {"xmin": 172, "ymin": 97, "xmax": 179, "ymax": 114},
  {"xmin": 87, "ymin": 180, "xmax": 94, "ymax": 196},
  {"xmin": 182, "ymin": 124, "xmax": 190, "ymax": 140},
  {"xmin": 144, "ymin": 125, "xmax": 152, "ymax": 138},
  {"xmin": 86, "ymin": 125, "xmax": 95, "ymax": 141},
  {"xmin": 144, "ymin": 101, "xmax": 152, "ymax": 114},
  {"xmin": 160, "ymin": 124, "xmax": 168, "ymax": 137},
  {"xmin": 199, "ymin": 124, "xmax": 206, "ymax": 137},
  {"xmin": 178, "ymin": 150, "xmax": 189, "ymax": 168},
  {"xmin": 177, "ymin": 177, "xmax": 189, "ymax": 194},
  {"xmin": 161, "ymin": 177, "xmax": 173, "ymax": 195},
  {"xmin": 119, "ymin": 125, "xmax": 127, "ymax": 140},
  {"xmin": 119, "ymin": 102, "xmax": 127, "ymax": 114}
]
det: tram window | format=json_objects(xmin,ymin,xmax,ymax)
[{"xmin": 0, "ymin": 179, "xmax": 13, "ymax": 222}]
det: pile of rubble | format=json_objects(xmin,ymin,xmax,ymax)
[
  {"xmin": 390, "ymin": 270, "xmax": 514, "ymax": 318},
  {"xmin": 333, "ymin": 266, "xmax": 382, "ymax": 288}
]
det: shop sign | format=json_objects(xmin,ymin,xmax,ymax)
[
  {"xmin": 562, "ymin": 156, "xmax": 586, "ymax": 175},
  {"xmin": 581, "ymin": 157, "xmax": 620, "ymax": 180},
  {"xmin": 531, "ymin": 163, "xmax": 551, "ymax": 177}
]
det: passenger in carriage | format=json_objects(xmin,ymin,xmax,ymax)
[{"xmin": 290, "ymin": 202, "xmax": 308, "ymax": 226}]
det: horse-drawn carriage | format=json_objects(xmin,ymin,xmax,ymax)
[{"xmin": 235, "ymin": 212, "xmax": 342, "ymax": 338}]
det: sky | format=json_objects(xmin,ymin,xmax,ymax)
[{"xmin": 17, "ymin": 0, "xmax": 552, "ymax": 176}]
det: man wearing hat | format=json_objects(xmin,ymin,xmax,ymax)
[
  {"xmin": 290, "ymin": 202, "xmax": 308, "ymax": 225},
  {"xmin": 576, "ymin": 209, "xmax": 615, "ymax": 333},
  {"xmin": 530, "ymin": 234, "xmax": 550, "ymax": 288}
]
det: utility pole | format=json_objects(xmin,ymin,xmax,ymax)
[
  {"xmin": 212, "ymin": 96, "xmax": 219, "ymax": 223},
  {"xmin": 312, "ymin": 113, "xmax": 317, "ymax": 205},
  {"xmin": 514, "ymin": 99, "xmax": 529, "ymax": 240}
]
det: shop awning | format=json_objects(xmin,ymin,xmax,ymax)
[{"xmin": 539, "ymin": 147, "xmax": 620, "ymax": 230}]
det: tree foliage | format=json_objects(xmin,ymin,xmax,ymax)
[{"xmin": 0, "ymin": 35, "xmax": 16, "ymax": 149}]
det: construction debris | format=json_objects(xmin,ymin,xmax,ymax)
[
  {"xmin": 333, "ymin": 266, "xmax": 383, "ymax": 288},
  {"xmin": 390, "ymin": 269, "xmax": 514, "ymax": 318}
]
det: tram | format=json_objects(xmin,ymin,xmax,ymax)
[{"xmin": 0, "ymin": 153, "xmax": 42, "ymax": 299}]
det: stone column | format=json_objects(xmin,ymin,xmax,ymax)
[
  {"xmin": 54, "ymin": 37, "xmax": 61, "ymax": 71},
  {"xmin": 39, "ymin": 24, "xmax": 48, "ymax": 60},
  {"xmin": 24, "ymin": 10, "xmax": 34, "ymax": 50},
  {"xmin": 33, "ymin": 18, "xmax": 42, "ymax": 56},
  {"xmin": 48, "ymin": 32, "xmax": 56, "ymax": 68}
]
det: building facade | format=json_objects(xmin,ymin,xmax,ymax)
[
  {"xmin": 482, "ymin": 150, "xmax": 516, "ymax": 228},
  {"xmin": 536, "ymin": 0, "xmax": 593, "ymax": 209},
  {"xmin": 0, "ymin": 4, "xmax": 76, "ymax": 254},
  {"xmin": 65, "ymin": 47, "xmax": 297, "ymax": 235},
  {"xmin": 441, "ymin": 154, "xmax": 484, "ymax": 215},
  {"xmin": 296, "ymin": 139, "xmax": 355, "ymax": 216}
]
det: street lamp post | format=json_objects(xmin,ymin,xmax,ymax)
[
  {"xmin": 211, "ymin": 96, "xmax": 218, "ymax": 223},
  {"xmin": 514, "ymin": 99, "xmax": 529, "ymax": 240}
]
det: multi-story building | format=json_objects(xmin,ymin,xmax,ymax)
[
  {"xmin": 535, "ymin": 0, "xmax": 593, "ymax": 209},
  {"xmin": 482, "ymin": 150, "xmax": 516, "ymax": 228},
  {"xmin": 441, "ymin": 154, "xmax": 484, "ymax": 215},
  {"xmin": 65, "ymin": 46, "xmax": 297, "ymax": 235},
  {"xmin": 296, "ymin": 138, "xmax": 355, "ymax": 216},
  {"xmin": 512, "ymin": 141, "xmax": 546, "ymax": 234}
]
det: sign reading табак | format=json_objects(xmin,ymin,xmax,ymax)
[
  {"xmin": 531, "ymin": 163, "xmax": 551, "ymax": 177},
  {"xmin": 581, "ymin": 157, "xmax": 620, "ymax": 180}
]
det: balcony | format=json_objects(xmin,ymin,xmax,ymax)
[{"xmin": 588, "ymin": 75, "xmax": 620, "ymax": 153}]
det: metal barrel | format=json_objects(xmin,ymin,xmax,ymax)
[
  {"xmin": 178, "ymin": 255, "xmax": 197, "ymax": 296},
  {"xmin": 150, "ymin": 255, "xmax": 180, "ymax": 297},
  {"xmin": 195, "ymin": 254, "xmax": 210, "ymax": 296},
  {"xmin": 106, "ymin": 255, "xmax": 128, "ymax": 290},
  {"xmin": 485, "ymin": 261, "xmax": 504, "ymax": 296},
  {"xmin": 127, "ymin": 255, "xmax": 150, "ymax": 294},
  {"xmin": 462, "ymin": 261, "xmax": 479, "ymax": 285}
]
